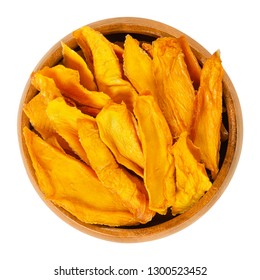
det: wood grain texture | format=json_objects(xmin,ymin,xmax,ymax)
[{"xmin": 17, "ymin": 17, "xmax": 243, "ymax": 243}]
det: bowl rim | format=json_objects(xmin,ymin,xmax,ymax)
[{"xmin": 17, "ymin": 17, "xmax": 243, "ymax": 242}]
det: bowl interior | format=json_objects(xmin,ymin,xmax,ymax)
[{"xmin": 18, "ymin": 17, "xmax": 243, "ymax": 242}]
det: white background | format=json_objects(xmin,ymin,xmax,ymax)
[{"xmin": 1, "ymin": 0, "xmax": 259, "ymax": 279}]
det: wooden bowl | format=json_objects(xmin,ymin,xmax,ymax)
[{"xmin": 17, "ymin": 17, "xmax": 243, "ymax": 242}]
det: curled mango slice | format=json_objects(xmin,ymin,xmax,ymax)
[
  {"xmin": 134, "ymin": 94, "xmax": 175, "ymax": 214},
  {"xmin": 191, "ymin": 51, "xmax": 224, "ymax": 178},
  {"xmin": 123, "ymin": 35, "xmax": 156, "ymax": 99},
  {"xmin": 78, "ymin": 119, "xmax": 154, "ymax": 223},
  {"xmin": 171, "ymin": 132, "xmax": 212, "ymax": 215},
  {"xmin": 61, "ymin": 41, "xmax": 97, "ymax": 91},
  {"xmin": 72, "ymin": 29, "xmax": 94, "ymax": 73},
  {"xmin": 23, "ymin": 127, "xmax": 137, "ymax": 226},
  {"xmin": 96, "ymin": 102, "xmax": 144, "ymax": 177},
  {"xmin": 31, "ymin": 72, "xmax": 62, "ymax": 99},
  {"xmin": 74, "ymin": 26, "xmax": 138, "ymax": 111},
  {"xmin": 39, "ymin": 65, "xmax": 110, "ymax": 109},
  {"xmin": 152, "ymin": 37, "xmax": 195, "ymax": 138},
  {"xmin": 23, "ymin": 73, "xmax": 62, "ymax": 139},
  {"xmin": 46, "ymin": 97, "xmax": 94, "ymax": 164}
]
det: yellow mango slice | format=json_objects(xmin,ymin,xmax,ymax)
[
  {"xmin": 78, "ymin": 119, "xmax": 154, "ymax": 223},
  {"xmin": 24, "ymin": 93, "xmax": 55, "ymax": 139},
  {"xmin": 23, "ymin": 73, "xmax": 62, "ymax": 139},
  {"xmin": 74, "ymin": 29, "xmax": 124, "ymax": 67},
  {"xmin": 31, "ymin": 72, "xmax": 62, "ymax": 99},
  {"xmin": 39, "ymin": 65, "xmax": 110, "ymax": 109},
  {"xmin": 46, "ymin": 97, "xmax": 94, "ymax": 164},
  {"xmin": 72, "ymin": 28, "xmax": 94, "ymax": 73},
  {"xmin": 191, "ymin": 51, "xmax": 224, "ymax": 179},
  {"xmin": 123, "ymin": 35, "xmax": 156, "ymax": 99},
  {"xmin": 74, "ymin": 26, "xmax": 138, "ymax": 111},
  {"xmin": 96, "ymin": 102, "xmax": 144, "ymax": 177},
  {"xmin": 171, "ymin": 132, "xmax": 212, "ymax": 215},
  {"xmin": 23, "ymin": 127, "xmax": 137, "ymax": 226},
  {"xmin": 152, "ymin": 37, "xmax": 195, "ymax": 138},
  {"xmin": 61, "ymin": 41, "xmax": 97, "ymax": 91},
  {"xmin": 178, "ymin": 36, "xmax": 201, "ymax": 90},
  {"xmin": 134, "ymin": 94, "xmax": 175, "ymax": 214}
]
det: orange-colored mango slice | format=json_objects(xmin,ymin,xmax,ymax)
[
  {"xmin": 134, "ymin": 94, "xmax": 175, "ymax": 214},
  {"xmin": 171, "ymin": 132, "xmax": 212, "ymax": 215},
  {"xmin": 78, "ymin": 119, "xmax": 154, "ymax": 223},
  {"xmin": 23, "ymin": 127, "xmax": 138, "ymax": 226},
  {"xmin": 96, "ymin": 102, "xmax": 144, "ymax": 177},
  {"xmin": 39, "ymin": 65, "xmax": 110, "ymax": 109},
  {"xmin": 74, "ymin": 26, "xmax": 138, "ymax": 111},
  {"xmin": 61, "ymin": 41, "xmax": 97, "ymax": 91},
  {"xmin": 152, "ymin": 37, "xmax": 195, "ymax": 138},
  {"xmin": 191, "ymin": 51, "xmax": 224, "ymax": 178},
  {"xmin": 123, "ymin": 35, "xmax": 156, "ymax": 99},
  {"xmin": 46, "ymin": 97, "xmax": 94, "ymax": 164}
]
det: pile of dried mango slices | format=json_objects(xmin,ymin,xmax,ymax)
[{"xmin": 23, "ymin": 26, "xmax": 225, "ymax": 227}]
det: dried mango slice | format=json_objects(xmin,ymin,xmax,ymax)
[
  {"xmin": 123, "ymin": 35, "xmax": 156, "ymax": 99},
  {"xmin": 46, "ymin": 97, "xmax": 94, "ymax": 164},
  {"xmin": 23, "ymin": 73, "xmax": 62, "ymax": 139},
  {"xmin": 191, "ymin": 51, "xmax": 224, "ymax": 179},
  {"xmin": 178, "ymin": 36, "xmax": 201, "ymax": 89},
  {"xmin": 78, "ymin": 119, "xmax": 154, "ymax": 223},
  {"xmin": 134, "ymin": 94, "xmax": 175, "ymax": 214},
  {"xmin": 74, "ymin": 26, "xmax": 138, "ymax": 111},
  {"xmin": 171, "ymin": 132, "xmax": 212, "ymax": 215},
  {"xmin": 31, "ymin": 72, "xmax": 62, "ymax": 99},
  {"xmin": 38, "ymin": 65, "xmax": 110, "ymax": 109},
  {"xmin": 96, "ymin": 102, "xmax": 144, "ymax": 177},
  {"xmin": 61, "ymin": 41, "xmax": 97, "ymax": 91},
  {"xmin": 23, "ymin": 127, "xmax": 137, "ymax": 226},
  {"xmin": 72, "ymin": 29, "xmax": 94, "ymax": 73},
  {"xmin": 152, "ymin": 37, "xmax": 195, "ymax": 138},
  {"xmin": 73, "ymin": 32, "xmax": 124, "ymax": 72},
  {"xmin": 24, "ymin": 94, "xmax": 55, "ymax": 139}
]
